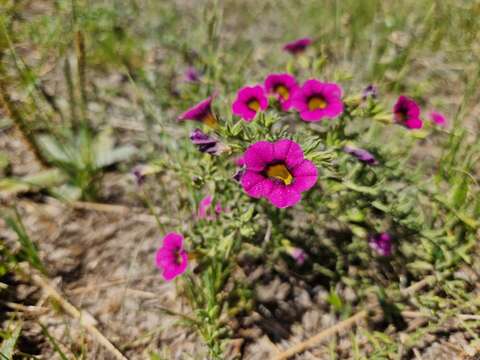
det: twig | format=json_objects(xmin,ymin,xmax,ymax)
[
  {"xmin": 31, "ymin": 271, "xmax": 129, "ymax": 360},
  {"xmin": 69, "ymin": 201, "xmax": 173, "ymax": 225},
  {"xmin": 273, "ymin": 275, "xmax": 438, "ymax": 359}
]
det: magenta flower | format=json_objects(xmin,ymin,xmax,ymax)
[
  {"xmin": 283, "ymin": 37, "xmax": 312, "ymax": 54},
  {"xmin": 155, "ymin": 233, "xmax": 188, "ymax": 281},
  {"xmin": 241, "ymin": 139, "xmax": 318, "ymax": 208},
  {"xmin": 393, "ymin": 96, "xmax": 423, "ymax": 129},
  {"xmin": 344, "ymin": 146, "xmax": 378, "ymax": 165},
  {"xmin": 178, "ymin": 95, "xmax": 217, "ymax": 128},
  {"xmin": 232, "ymin": 85, "xmax": 268, "ymax": 122},
  {"xmin": 369, "ymin": 233, "xmax": 392, "ymax": 257},
  {"xmin": 429, "ymin": 111, "xmax": 447, "ymax": 127},
  {"xmin": 291, "ymin": 79, "xmax": 344, "ymax": 122},
  {"xmin": 264, "ymin": 73, "xmax": 298, "ymax": 111}
]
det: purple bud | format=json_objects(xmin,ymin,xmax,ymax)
[
  {"xmin": 184, "ymin": 67, "xmax": 200, "ymax": 82},
  {"xmin": 190, "ymin": 129, "xmax": 226, "ymax": 156},
  {"xmin": 362, "ymin": 84, "xmax": 378, "ymax": 100},
  {"xmin": 344, "ymin": 146, "xmax": 378, "ymax": 165},
  {"xmin": 369, "ymin": 233, "xmax": 392, "ymax": 256}
]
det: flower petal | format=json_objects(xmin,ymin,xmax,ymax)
[
  {"xmin": 241, "ymin": 171, "xmax": 274, "ymax": 198},
  {"xmin": 272, "ymin": 139, "xmax": 305, "ymax": 168},
  {"xmin": 243, "ymin": 141, "xmax": 274, "ymax": 170},
  {"xmin": 162, "ymin": 232, "xmax": 184, "ymax": 250},
  {"xmin": 267, "ymin": 183, "xmax": 302, "ymax": 208},
  {"xmin": 291, "ymin": 160, "xmax": 318, "ymax": 192}
]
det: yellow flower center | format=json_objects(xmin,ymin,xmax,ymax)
[
  {"xmin": 248, "ymin": 99, "xmax": 260, "ymax": 112},
  {"xmin": 202, "ymin": 112, "xmax": 218, "ymax": 128},
  {"xmin": 308, "ymin": 96, "xmax": 327, "ymax": 111},
  {"xmin": 266, "ymin": 164, "xmax": 293, "ymax": 185},
  {"xmin": 274, "ymin": 85, "xmax": 290, "ymax": 100}
]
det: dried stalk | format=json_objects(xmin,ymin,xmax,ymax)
[
  {"xmin": 31, "ymin": 271, "xmax": 128, "ymax": 360},
  {"xmin": 273, "ymin": 274, "xmax": 439, "ymax": 359}
]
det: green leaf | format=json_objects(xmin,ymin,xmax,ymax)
[
  {"xmin": 95, "ymin": 145, "xmax": 136, "ymax": 167},
  {"xmin": 37, "ymin": 135, "xmax": 71, "ymax": 163},
  {"xmin": 0, "ymin": 169, "xmax": 67, "ymax": 196}
]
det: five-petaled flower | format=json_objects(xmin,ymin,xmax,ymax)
[
  {"xmin": 393, "ymin": 96, "xmax": 423, "ymax": 129},
  {"xmin": 241, "ymin": 139, "xmax": 318, "ymax": 208},
  {"xmin": 369, "ymin": 233, "xmax": 392, "ymax": 257},
  {"xmin": 429, "ymin": 111, "xmax": 447, "ymax": 127},
  {"xmin": 155, "ymin": 232, "xmax": 188, "ymax": 281},
  {"xmin": 178, "ymin": 95, "xmax": 218, "ymax": 128},
  {"xmin": 283, "ymin": 37, "xmax": 312, "ymax": 54},
  {"xmin": 232, "ymin": 85, "xmax": 268, "ymax": 122},
  {"xmin": 264, "ymin": 73, "xmax": 298, "ymax": 111},
  {"xmin": 291, "ymin": 79, "xmax": 344, "ymax": 122}
]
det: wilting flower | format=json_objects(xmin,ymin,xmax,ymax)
[
  {"xmin": 184, "ymin": 66, "xmax": 200, "ymax": 82},
  {"xmin": 283, "ymin": 37, "xmax": 312, "ymax": 54},
  {"xmin": 344, "ymin": 146, "xmax": 378, "ymax": 165},
  {"xmin": 190, "ymin": 128, "xmax": 227, "ymax": 155},
  {"xmin": 362, "ymin": 84, "xmax": 378, "ymax": 100},
  {"xmin": 429, "ymin": 111, "xmax": 447, "ymax": 127},
  {"xmin": 232, "ymin": 85, "xmax": 268, "ymax": 122},
  {"xmin": 393, "ymin": 96, "xmax": 423, "ymax": 129},
  {"xmin": 291, "ymin": 79, "xmax": 344, "ymax": 122},
  {"xmin": 369, "ymin": 233, "xmax": 392, "ymax": 257},
  {"xmin": 178, "ymin": 95, "xmax": 217, "ymax": 128},
  {"xmin": 264, "ymin": 73, "xmax": 298, "ymax": 111},
  {"xmin": 241, "ymin": 139, "xmax": 318, "ymax": 208},
  {"xmin": 155, "ymin": 232, "xmax": 188, "ymax": 281}
]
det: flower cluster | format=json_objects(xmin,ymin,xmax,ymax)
[
  {"xmin": 232, "ymin": 75, "xmax": 344, "ymax": 123},
  {"xmin": 154, "ymin": 37, "xmax": 449, "ymax": 283}
]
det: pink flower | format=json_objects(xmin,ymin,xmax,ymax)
[
  {"xmin": 198, "ymin": 195, "xmax": 213, "ymax": 219},
  {"xmin": 178, "ymin": 95, "xmax": 217, "ymax": 128},
  {"xmin": 429, "ymin": 111, "xmax": 447, "ymax": 127},
  {"xmin": 155, "ymin": 233, "xmax": 188, "ymax": 281},
  {"xmin": 393, "ymin": 96, "xmax": 423, "ymax": 129},
  {"xmin": 241, "ymin": 139, "xmax": 318, "ymax": 208},
  {"xmin": 369, "ymin": 233, "xmax": 392, "ymax": 257},
  {"xmin": 232, "ymin": 85, "xmax": 268, "ymax": 122},
  {"xmin": 291, "ymin": 79, "xmax": 344, "ymax": 122},
  {"xmin": 197, "ymin": 195, "xmax": 223, "ymax": 220},
  {"xmin": 264, "ymin": 73, "xmax": 298, "ymax": 111},
  {"xmin": 283, "ymin": 37, "xmax": 312, "ymax": 54}
]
